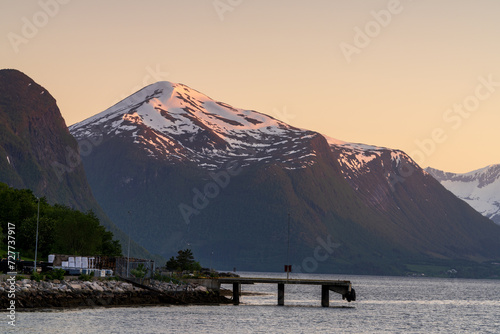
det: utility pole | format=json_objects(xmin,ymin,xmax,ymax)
[
  {"xmin": 287, "ymin": 213, "xmax": 290, "ymax": 280},
  {"xmin": 127, "ymin": 211, "xmax": 131, "ymax": 277},
  {"xmin": 34, "ymin": 197, "xmax": 40, "ymax": 273}
]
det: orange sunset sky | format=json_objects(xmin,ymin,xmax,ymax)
[{"xmin": 2, "ymin": 0, "xmax": 500, "ymax": 173}]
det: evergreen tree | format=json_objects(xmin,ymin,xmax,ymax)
[{"xmin": 166, "ymin": 249, "xmax": 201, "ymax": 272}]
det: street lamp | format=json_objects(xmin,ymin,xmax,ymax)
[{"xmin": 33, "ymin": 197, "xmax": 40, "ymax": 273}]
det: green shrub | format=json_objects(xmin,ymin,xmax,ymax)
[
  {"xmin": 153, "ymin": 272, "xmax": 172, "ymax": 282},
  {"xmin": 131, "ymin": 263, "xmax": 149, "ymax": 279},
  {"xmin": 31, "ymin": 271, "xmax": 43, "ymax": 282},
  {"xmin": 45, "ymin": 269, "xmax": 66, "ymax": 280},
  {"xmin": 78, "ymin": 273, "xmax": 93, "ymax": 281}
]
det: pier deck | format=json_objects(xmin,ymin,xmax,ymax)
[{"xmin": 217, "ymin": 277, "xmax": 356, "ymax": 307}]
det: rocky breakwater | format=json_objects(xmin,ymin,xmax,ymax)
[{"xmin": 0, "ymin": 278, "xmax": 230, "ymax": 310}]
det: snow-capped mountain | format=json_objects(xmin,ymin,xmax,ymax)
[
  {"xmin": 69, "ymin": 80, "xmax": 500, "ymax": 275},
  {"xmin": 70, "ymin": 82, "xmax": 318, "ymax": 170},
  {"xmin": 426, "ymin": 165, "xmax": 500, "ymax": 225}
]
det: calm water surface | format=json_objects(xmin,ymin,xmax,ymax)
[{"xmin": 7, "ymin": 272, "xmax": 500, "ymax": 333}]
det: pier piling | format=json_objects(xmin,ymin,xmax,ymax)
[
  {"xmin": 278, "ymin": 283, "xmax": 285, "ymax": 306},
  {"xmin": 233, "ymin": 282, "xmax": 241, "ymax": 305},
  {"xmin": 321, "ymin": 285, "xmax": 330, "ymax": 307}
]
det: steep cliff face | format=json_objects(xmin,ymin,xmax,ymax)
[
  {"xmin": 0, "ymin": 69, "xmax": 159, "ymax": 261},
  {"xmin": 0, "ymin": 69, "xmax": 92, "ymax": 206}
]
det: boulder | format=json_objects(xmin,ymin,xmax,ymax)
[
  {"xmin": 195, "ymin": 286, "xmax": 208, "ymax": 292},
  {"xmin": 41, "ymin": 281, "xmax": 52, "ymax": 289}
]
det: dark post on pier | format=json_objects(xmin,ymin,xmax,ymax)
[{"xmin": 218, "ymin": 277, "xmax": 356, "ymax": 307}]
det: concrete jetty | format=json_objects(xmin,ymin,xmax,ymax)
[{"xmin": 217, "ymin": 277, "xmax": 356, "ymax": 307}]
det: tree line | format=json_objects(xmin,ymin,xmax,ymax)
[{"xmin": 0, "ymin": 182, "xmax": 121, "ymax": 260}]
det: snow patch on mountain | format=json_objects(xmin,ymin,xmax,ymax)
[
  {"xmin": 325, "ymin": 135, "xmax": 413, "ymax": 172},
  {"xmin": 324, "ymin": 134, "xmax": 424, "ymax": 197}
]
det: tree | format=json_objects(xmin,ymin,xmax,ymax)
[
  {"xmin": 49, "ymin": 206, "xmax": 122, "ymax": 256},
  {"xmin": 166, "ymin": 249, "xmax": 201, "ymax": 272},
  {"xmin": 18, "ymin": 216, "xmax": 55, "ymax": 259},
  {"xmin": 0, "ymin": 182, "xmax": 122, "ymax": 259},
  {"xmin": 101, "ymin": 230, "xmax": 122, "ymax": 256}
]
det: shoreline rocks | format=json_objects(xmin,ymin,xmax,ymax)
[{"xmin": 0, "ymin": 278, "xmax": 231, "ymax": 310}]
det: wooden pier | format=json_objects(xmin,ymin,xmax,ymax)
[{"xmin": 218, "ymin": 277, "xmax": 356, "ymax": 307}]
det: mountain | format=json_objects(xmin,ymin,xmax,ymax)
[
  {"xmin": 0, "ymin": 69, "xmax": 89, "ymax": 204},
  {"xmin": 69, "ymin": 81, "xmax": 500, "ymax": 276},
  {"xmin": 0, "ymin": 69, "xmax": 158, "ymax": 261},
  {"xmin": 425, "ymin": 165, "xmax": 500, "ymax": 225},
  {"xmin": 70, "ymin": 81, "xmax": 319, "ymax": 169}
]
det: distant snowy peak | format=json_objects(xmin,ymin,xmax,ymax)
[
  {"xmin": 427, "ymin": 165, "xmax": 500, "ymax": 188},
  {"xmin": 426, "ymin": 165, "xmax": 500, "ymax": 225},
  {"xmin": 70, "ymin": 81, "xmax": 319, "ymax": 169}
]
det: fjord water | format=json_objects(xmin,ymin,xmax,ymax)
[{"xmin": 11, "ymin": 273, "xmax": 500, "ymax": 333}]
